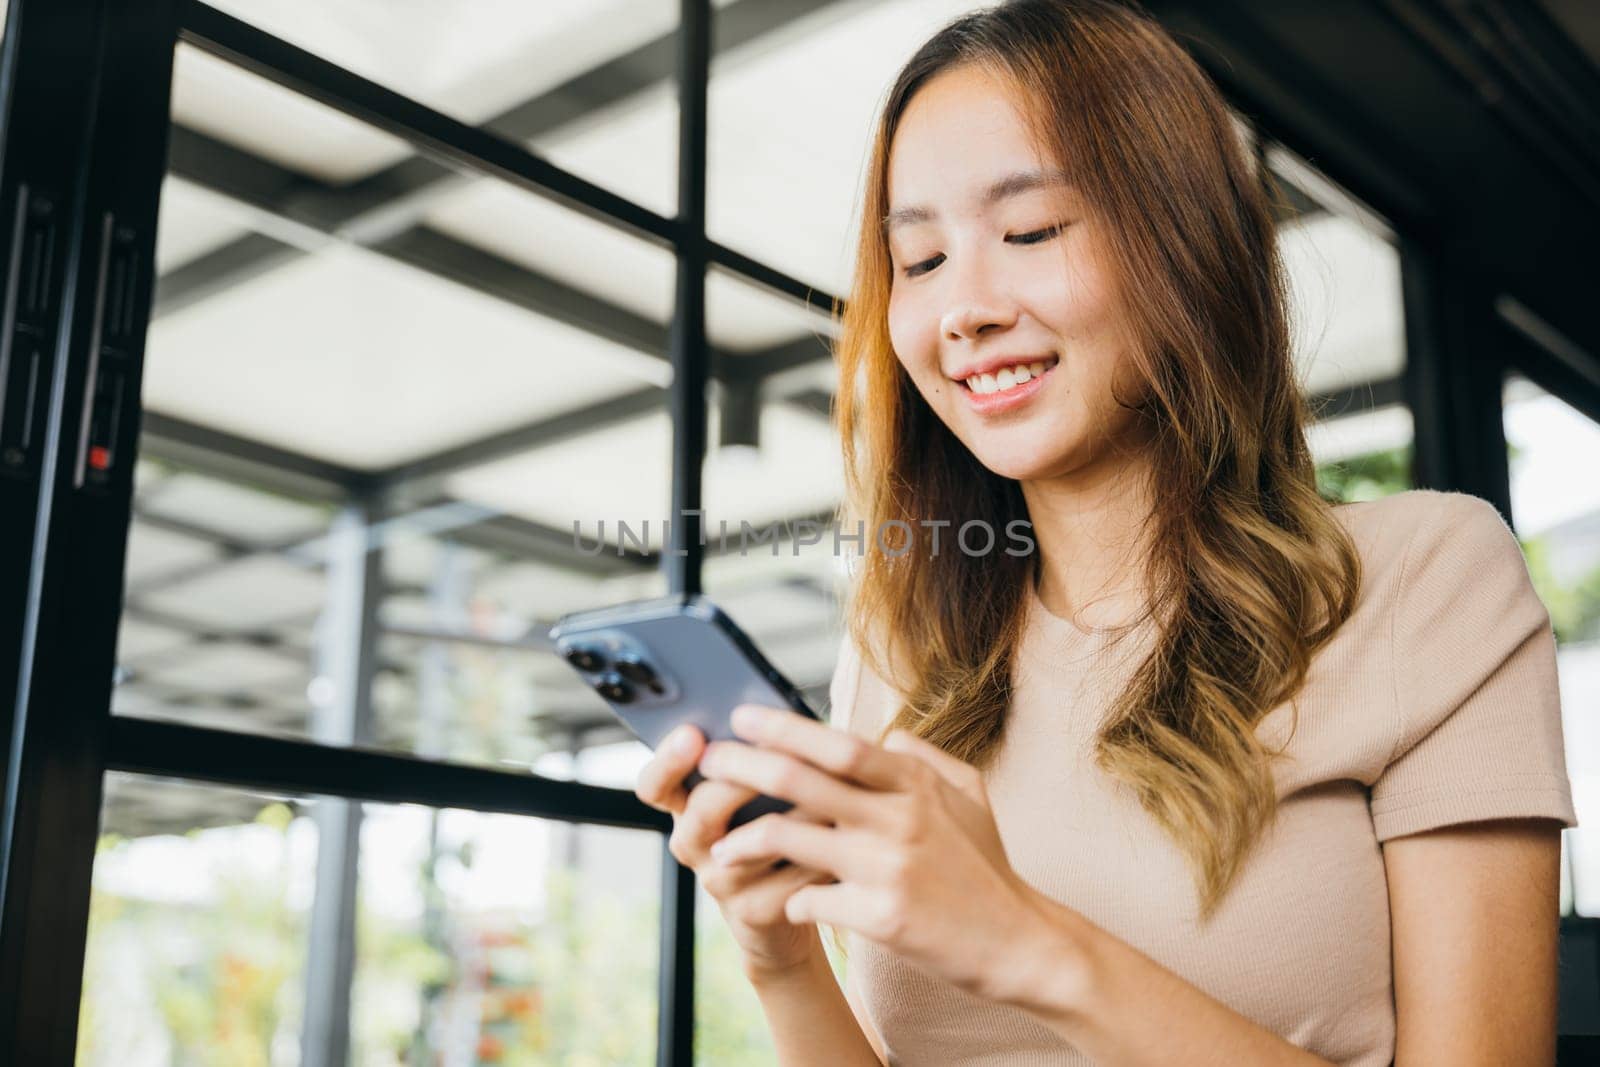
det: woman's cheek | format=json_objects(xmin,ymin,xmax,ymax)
[{"xmin": 886, "ymin": 299, "xmax": 931, "ymax": 375}]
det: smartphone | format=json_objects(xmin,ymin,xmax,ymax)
[{"xmin": 547, "ymin": 593, "xmax": 822, "ymax": 833}]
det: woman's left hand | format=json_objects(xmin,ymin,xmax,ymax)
[{"xmin": 695, "ymin": 702, "xmax": 1073, "ymax": 1005}]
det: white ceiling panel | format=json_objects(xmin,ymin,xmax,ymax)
[
  {"xmin": 123, "ymin": 519, "xmax": 223, "ymax": 585},
  {"xmin": 701, "ymin": 0, "xmax": 987, "ymax": 294},
  {"xmin": 474, "ymin": 561, "xmax": 662, "ymax": 623},
  {"xmin": 169, "ymin": 44, "xmax": 415, "ymax": 184},
  {"xmin": 444, "ymin": 401, "xmax": 841, "ymax": 541},
  {"xmin": 142, "ymin": 243, "xmax": 673, "ymax": 470},
  {"xmin": 1305, "ymin": 405, "xmax": 1414, "ymax": 465},
  {"xmin": 112, "ymin": 618, "xmax": 197, "ymax": 664},
  {"xmin": 137, "ymin": 556, "xmax": 326, "ymax": 631},
  {"xmin": 422, "ymin": 177, "xmax": 676, "ymax": 327},
  {"xmin": 1280, "ymin": 211, "xmax": 1405, "ymax": 396},
  {"xmin": 198, "ymin": 0, "xmax": 682, "ymax": 132},
  {"xmin": 138, "ymin": 642, "xmax": 310, "ymax": 695},
  {"xmin": 707, "ymin": 266, "xmax": 838, "ymax": 352},
  {"xmin": 153, "ymin": 174, "xmax": 256, "ymax": 276},
  {"xmin": 139, "ymin": 472, "xmax": 330, "ymax": 544}
]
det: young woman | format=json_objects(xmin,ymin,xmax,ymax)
[{"xmin": 634, "ymin": 1, "xmax": 1577, "ymax": 1063}]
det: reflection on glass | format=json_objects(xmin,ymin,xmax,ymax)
[
  {"xmin": 78, "ymin": 774, "xmax": 666, "ymax": 1066},
  {"xmin": 1503, "ymin": 373, "xmax": 1600, "ymax": 918},
  {"xmin": 121, "ymin": 46, "xmax": 677, "ymax": 781}
]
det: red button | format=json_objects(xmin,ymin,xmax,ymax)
[{"xmin": 89, "ymin": 445, "xmax": 110, "ymax": 470}]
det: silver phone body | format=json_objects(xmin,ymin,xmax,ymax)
[{"xmin": 548, "ymin": 593, "xmax": 821, "ymax": 831}]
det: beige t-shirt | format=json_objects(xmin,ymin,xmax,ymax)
[{"xmin": 826, "ymin": 488, "xmax": 1578, "ymax": 1066}]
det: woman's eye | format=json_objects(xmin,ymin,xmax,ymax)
[
  {"xmin": 1009, "ymin": 223, "xmax": 1064, "ymax": 246},
  {"xmin": 899, "ymin": 223, "xmax": 1065, "ymax": 278}
]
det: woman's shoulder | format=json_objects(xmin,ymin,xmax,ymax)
[
  {"xmin": 1330, "ymin": 488, "xmax": 1518, "ymax": 574},
  {"xmin": 1330, "ymin": 488, "xmax": 1542, "ymax": 629}
]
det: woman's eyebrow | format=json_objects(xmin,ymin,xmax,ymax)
[{"xmin": 882, "ymin": 169, "xmax": 1072, "ymax": 235}]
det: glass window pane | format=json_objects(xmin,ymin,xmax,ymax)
[
  {"xmin": 693, "ymin": 880, "xmax": 776, "ymax": 1062},
  {"xmin": 119, "ymin": 46, "xmax": 677, "ymax": 783},
  {"xmin": 78, "ymin": 774, "xmax": 317, "ymax": 1067},
  {"xmin": 707, "ymin": 0, "xmax": 984, "ymax": 294},
  {"xmin": 181, "ymin": 1, "xmax": 684, "ymax": 212},
  {"xmin": 1310, "ymin": 406, "xmax": 1415, "ymax": 502},
  {"xmin": 1271, "ymin": 143, "xmax": 1405, "ymax": 398},
  {"xmin": 701, "ymin": 266, "xmax": 847, "ymax": 700},
  {"xmin": 1502, "ymin": 373, "xmax": 1600, "ymax": 918},
  {"xmin": 351, "ymin": 804, "xmax": 662, "ymax": 1065},
  {"xmin": 1266, "ymin": 144, "xmax": 1413, "ymax": 502},
  {"xmin": 78, "ymin": 773, "xmax": 664, "ymax": 1065}
]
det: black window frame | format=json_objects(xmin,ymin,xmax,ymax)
[{"xmin": 2, "ymin": 0, "xmax": 1598, "ymax": 1063}]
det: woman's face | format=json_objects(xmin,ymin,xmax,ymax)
[{"xmin": 884, "ymin": 63, "xmax": 1150, "ymax": 483}]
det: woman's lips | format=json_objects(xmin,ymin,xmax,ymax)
[{"xmin": 960, "ymin": 361, "xmax": 1056, "ymax": 415}]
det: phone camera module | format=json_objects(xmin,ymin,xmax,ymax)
[
  {"xmin": 613, "ymin": 652, "xmax": 664, "ymax": 694},
  {"xmin": 596, "ymin": 671, "xmax": 633, "ymax": 703},
  {"xmin": 565, "ymin": 645, "xmax": 607, "ymax": 673}
]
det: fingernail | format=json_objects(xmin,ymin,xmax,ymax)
[{"xmin": 666, "ymin": 726, "xmax": 693, "ymax": 752}]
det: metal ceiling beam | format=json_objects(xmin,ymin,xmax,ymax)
[
  {"xmin": 137, "ymin": 412, "xmax": 658, "ymax": 576},
  {"xmin": 165, "ymin": 0, "xmax": 846, "ymax": 314}
]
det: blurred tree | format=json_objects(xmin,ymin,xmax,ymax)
[{"xmin": 1315, "ymin": 443, "xmax": 1412, "ymax": 504}]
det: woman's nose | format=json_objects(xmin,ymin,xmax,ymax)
[{"xmin": 939, "ymin": 255, "xmax": 1019, "ymax": 341}]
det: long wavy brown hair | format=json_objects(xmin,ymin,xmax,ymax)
[{"xmin": 824, "ymin": 0, "xmax": 1362, "ymax": 948}]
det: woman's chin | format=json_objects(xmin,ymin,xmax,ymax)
[{"xmin": 967, "ymin": 443, "xmax": 1063, "ymax": 483}]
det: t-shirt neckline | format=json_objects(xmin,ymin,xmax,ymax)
[{"xmin": 1027, "ymin": 579, "xmax": 1113, "ymax": 644}]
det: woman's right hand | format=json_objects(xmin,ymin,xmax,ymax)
[{"xmin": 636, "ymin": 722, "xmax": 836, "ymax": 978}]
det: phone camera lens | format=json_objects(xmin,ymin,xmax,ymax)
[
  {"xmin": 596, "ymin": 671, "xmax": 633, "ymax": 703},
  {"xmin": 613, "ymin": 652, "xmax": 662, "ymax": 692},
  {"xmin": 565, "ymin": 645, "xmax": 606, "ymax": 673}
]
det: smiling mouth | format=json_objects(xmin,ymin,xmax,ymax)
[{"xmin": 957, "ymin": 356, "xmax": 1059, "ymax": 396}]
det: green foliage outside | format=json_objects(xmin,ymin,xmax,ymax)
[
  {"xmin": 76, "ymin": 800, "xmax": 798, "ymax": 1066},
  {"xmin": 77, "ymin": 802, "xmax": 307, "ymax": 1067},
  {"xmin": 1317, "ymin": 440, "xmax": 1600, "ymax": 644},
  {"xmin": 1520, "ymin": 535, "xmax": 1600, "ymax": 647},
  {"xmin": 1315, "ymin": 443, "xmax": 1412, "ymax": 504}
]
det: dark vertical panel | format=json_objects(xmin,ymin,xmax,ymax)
[
  {"xmin": 0, "ymin": 0, "xmax": 178, "ymax": 1062},
  {"xmin": 660, "ymin": 2, "xmax": 710, "ymax": 1063},
  {"xmin": 666, "ymin": 0, "xmax": 710, "ymax": 599},
  {"xmin": 1399, "ymin": 236, "xmax": 1512, "ymax": 514},
  {"xmin": 0, "ymin": 0, "xmax": 103, "ymax": 876}
]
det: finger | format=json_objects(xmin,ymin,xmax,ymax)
[
  {"xmin": 782, "ymin": 880, "xmax": 883, "ymax": 937},
  {"xmin": 678, "ymin": 777, "xmax": 762, "ymax": 853},
  {"xmin": 701, "ymin": 853, "xmax": 833, "ymax": 904},
  {"xmin": 720, "ymin": 863, "xmax": 838, "ymax": 929},
  {"xmin": 672, "ymin": 773, "xmax": 834, "ymax": 870},
  {"xmin": 635, "ymin": 724, "xmax": 707, "ymax": 814},
  {"xmin": 700, "ymin": 739, "xmax": 882, "ymax": 830},
  {"xmin": 730, "ymin": 703, "xmax": 923, "ymax": 793},
  {"xmin": 710, "ymin": 811, "xmax": 878, "ymax": 884},
  {"xmin": 881, "ymin": 728, "xmax": 988, "ymax": 803}
]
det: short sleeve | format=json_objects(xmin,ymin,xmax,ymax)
[{"xmin": 1371, "ymin": 491, "xmax": 1578, "ymax": 842}]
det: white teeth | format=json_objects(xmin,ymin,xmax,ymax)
[{"xmin": 965, "ymin": 357, "xmax": 1056, "ymax": 395}]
